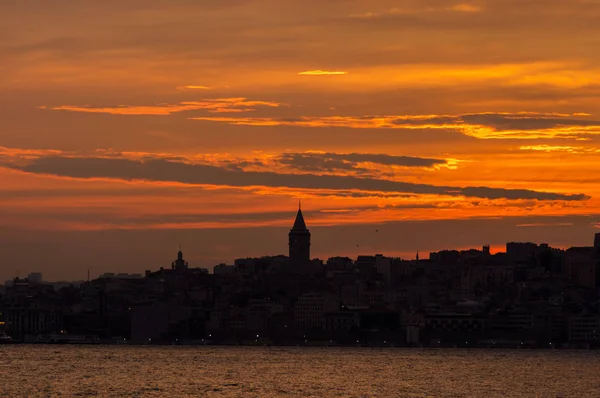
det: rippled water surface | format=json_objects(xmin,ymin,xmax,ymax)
[{"xmin": 2, "ymin": 346, "xmax": 600, "ymax": 397}]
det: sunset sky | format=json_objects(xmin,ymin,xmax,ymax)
[{"xmin": 2, "ymin": 0, "xmax": 600, "ymax": 281}]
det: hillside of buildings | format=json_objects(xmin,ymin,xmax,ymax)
[{"xmin": 2, "ymin": 209, "xmax": 600, "ymax": 348}]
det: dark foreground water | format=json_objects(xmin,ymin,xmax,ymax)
[{"xmin": 2, "ymin": 346, "xmax": 600, "ymax": 397}]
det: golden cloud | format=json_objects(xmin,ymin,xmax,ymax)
[
  {"xmin": 192, "ymin": 112, "xmax": 600, "ymax": 140},
  {"xmin": 298, "ymin": 70, "xmax": 347, "ymax": 75},
  {"xmin": 280, "ymin": 62, "xmax": 600, "ymax": 92},
  {"xmin": 176, "ymin": 85, "xmax": 212, "ymax": 90},
  {"xmin": 519, "ymin": 145, "xmax": 600, "ymax": 153},
  {"xmin": 40, "ymin": 98, "xmax": 283, "ymax": 116}
]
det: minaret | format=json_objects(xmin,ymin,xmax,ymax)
[
  {"xmin": 172, "ymin": 245, "xmax": 189, "ymax": 271},
  {"xmin": 289, "ymin": 201, "xmax": 311, "ymax": 268}
]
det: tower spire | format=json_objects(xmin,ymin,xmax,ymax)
[
  {"xmin": 292, "ymin": 206, "xmax": 307, "ymax": 231},
  {"xmin": 289, "ymin": 203, "xmax": 311, "ymax": 269},
  {"xmin": 173, "ymin": 244, "xmax": 187, "ymax": 270}
]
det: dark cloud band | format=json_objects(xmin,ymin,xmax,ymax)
[{"xmin": 6, "ymin": 155, "xmax": 589, "ymax": 202}]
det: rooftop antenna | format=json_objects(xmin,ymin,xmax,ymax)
[
  {"xmin": 87, "ymin": 266, "xmax": 105, "ymax": 282},
  {"xmin": 87, "ymin": 266, "xmax": 96, "ymax": 282}
]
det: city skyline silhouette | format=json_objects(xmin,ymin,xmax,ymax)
[
  {"xmin": 4, "ymin": 206, "xmax": 600, "ymax": 283},
  {"xmin": 3, "ymin": 203, "xmax": 600, "ymax": 351}
]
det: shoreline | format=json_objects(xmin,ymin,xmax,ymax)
[{"xmin": 3, "ymin": 342, "xmax": 598, "ymax": 350}]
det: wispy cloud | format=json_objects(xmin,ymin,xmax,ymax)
[
  {"xmin": 350, "ymin": 4, "xmax": 482, "ymax": 18},
  {"xmin": 192, "ymin": 112, "xmax": 600, "ymax": 140},
  {"xmin": 288, "ymin": 62, "xmax": 599, "ymax": 90},
  {"xmin": 517, "ymin": 222, "xmax": 574, "ymax": 227},
  {"xmin": 176, "ymin": 85, "xmax": 211, "ymax": 90},
  {"xmin": 298, "ymin": 70, "xmax": 347, "ymax": 76},
  {"xmin": 519, "ymin": 145, "xmax": 600, "ymax": 153},
  {"xmin": 449, "ymin": 4, "xmax": 482, "ymax": 13},
  {"xmin": 40, "ymin": 98, "xmax": 283, "ymax": 115}
]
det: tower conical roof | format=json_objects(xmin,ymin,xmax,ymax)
[{"xmin": 292, "ymin": 208, "xmax": 308, "ymax": 231}]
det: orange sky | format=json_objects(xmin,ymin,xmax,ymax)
[{"xmin": 1, "ymin": 0, "xmax": 600, "ymax": 281}]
